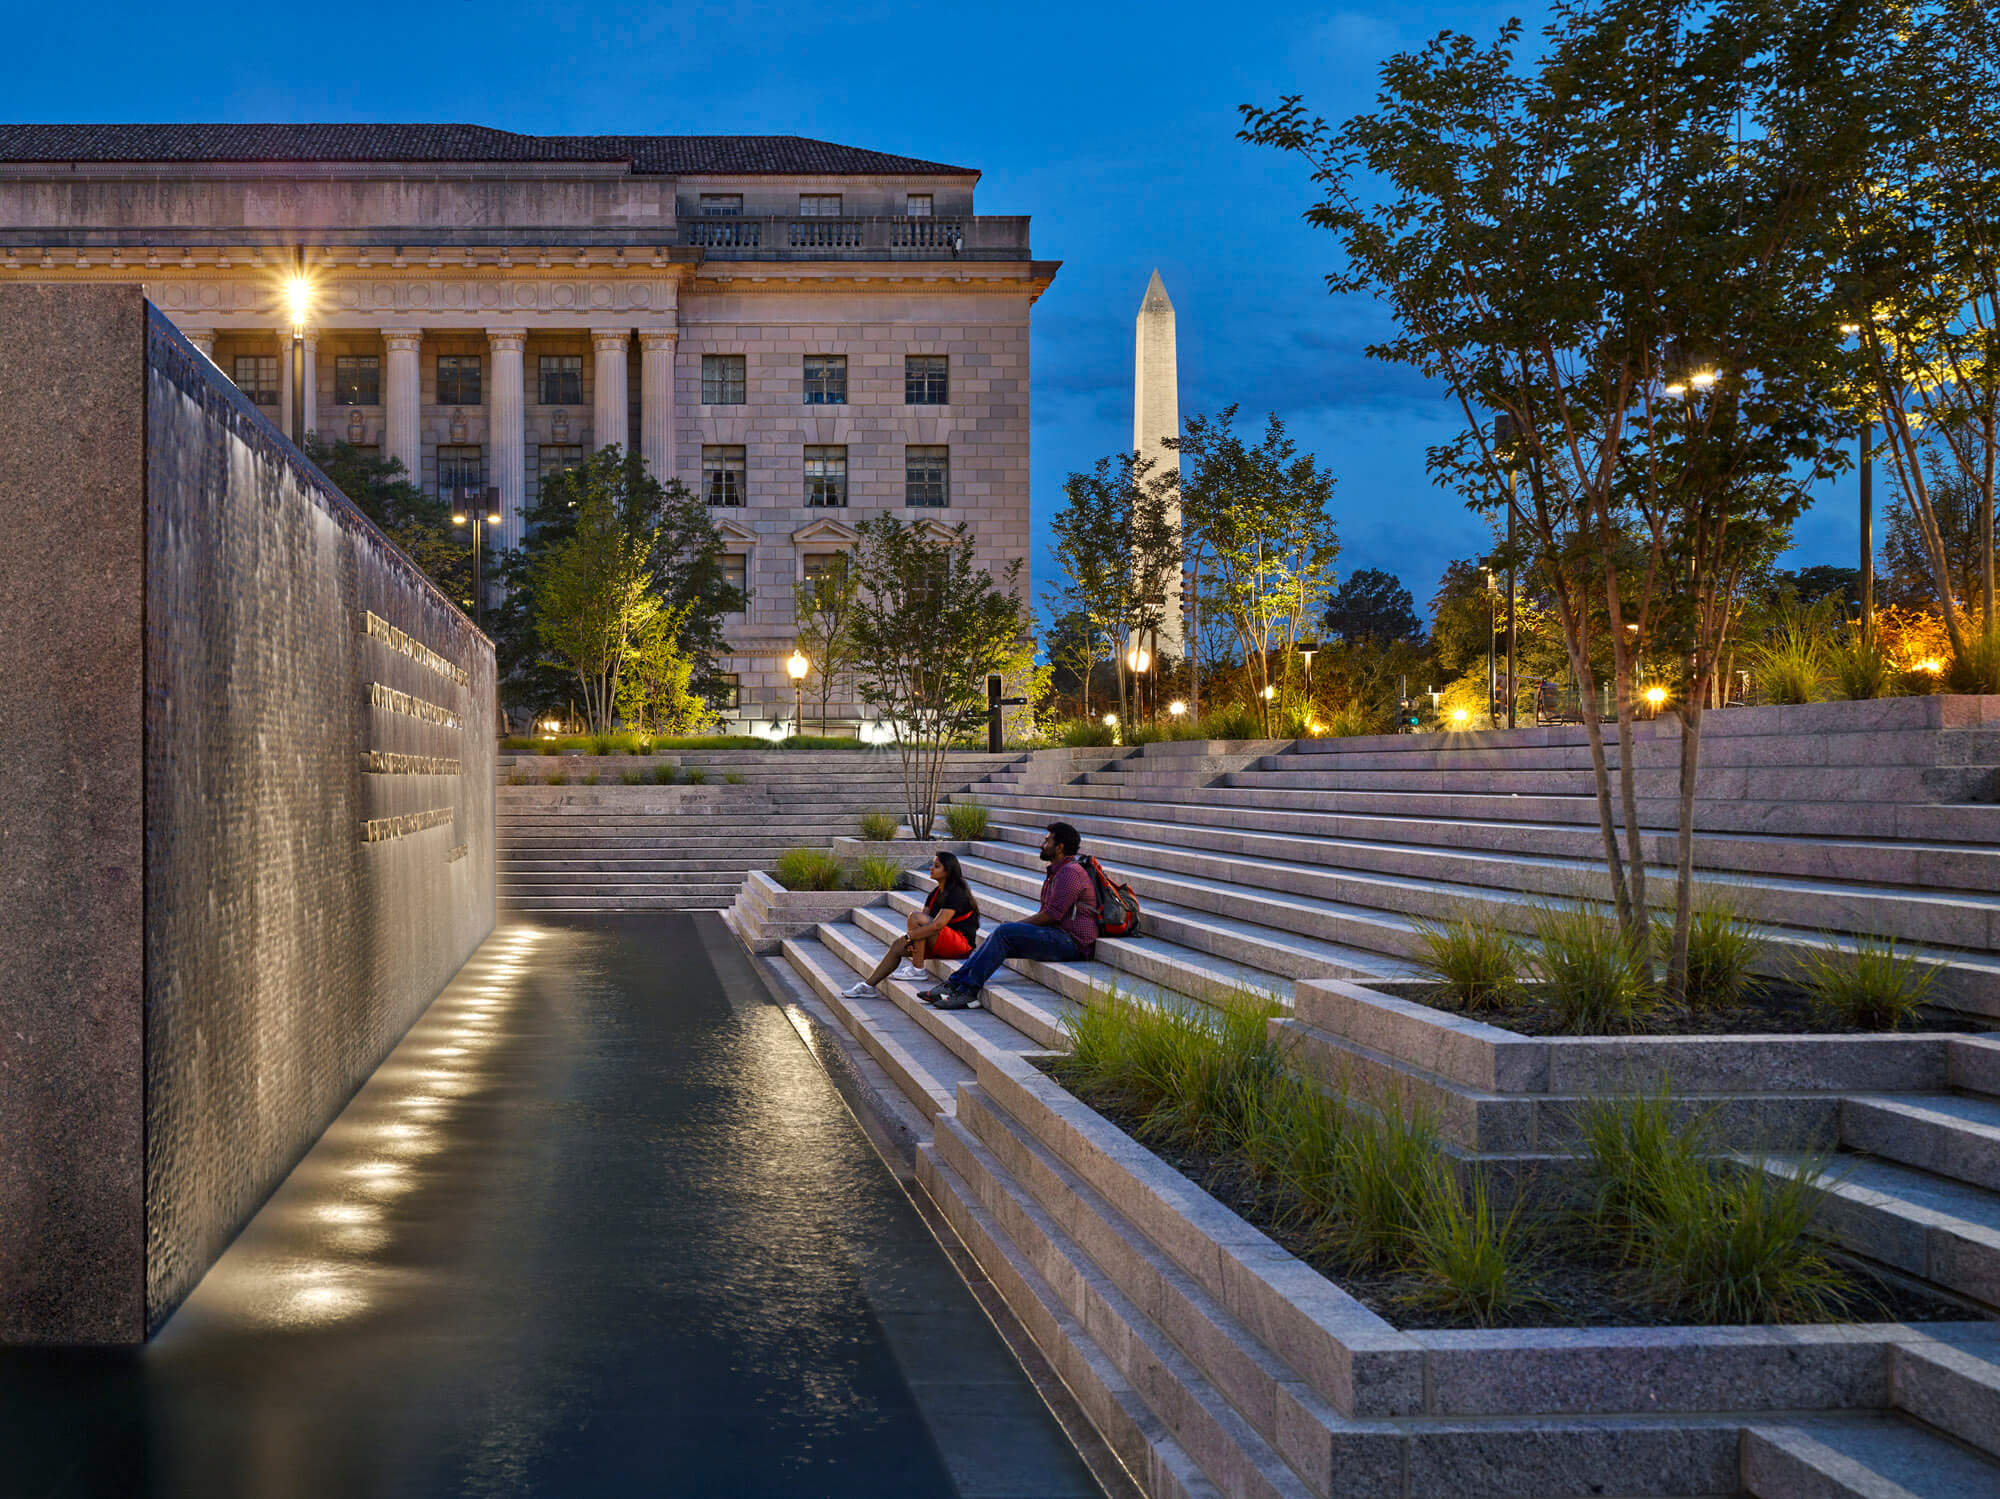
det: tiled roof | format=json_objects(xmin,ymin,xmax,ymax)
[{"xmin": 0, "ymin": 125, "xmax": 977, "ymax": 176}]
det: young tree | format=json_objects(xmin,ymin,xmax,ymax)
[
  {"xmin": 528, "ymin": 490, "xmax": 659, "ymax": 733},
  {"xmin": 1244, "ymin": 0, "xmax": 1869, "ymax": 994},
  {"xmin": 1038, "ymin": 601, "xmax": 1103, "ymax": 721},
  {"xmin": 1171, "ymin": 407, "xmax": 1340, "ymax": 732},
  {"xmin": 1881, "ymin": 479, "xmax": 1998, "ymax": 611},
  {"xmin": 494, "ymin": 446, "xmax": 743, "ymax": 720},
  {"xmin": 793, "ymin": 557, "xmax": 862, "ymax": 734},
  {"xmin": 1324, "ymin": 567, "xmax": 1423, "ymax": 645},
  {"xmin": 305, "ymin": 437, "xmax": 471, "ymax": 606},
  {"xmin": 615, "ymin": 604, "xmax": 715, "ymax": 736},
  {"xmin": 1842, "ymin": 0, "xmax": 2000, "ymax": 668},
  {"xmin": 847, "ymin": 517, "xmax": 1029, "ymax": 838},
  {"xmin": 1047, "ymin": 454, "xmax": 1182, "ymax": 725}
]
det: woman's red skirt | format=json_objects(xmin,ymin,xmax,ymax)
[{"xmin": 930, "ymin": 926, "xmax": 973, "ymax": 959}]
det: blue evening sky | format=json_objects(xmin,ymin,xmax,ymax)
[{"xmin": 11, "ymin": 1, "xmax": 1859, "ymax": 620}]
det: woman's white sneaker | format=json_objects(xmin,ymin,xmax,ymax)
[
  {"xmin": 893, "ymin": 964, "xmax": 929, "ymax": 984},
  {"xmin": 840, "ymin": 981, "xmax": 877, "ymax": 999}
]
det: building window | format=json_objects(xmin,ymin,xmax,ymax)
[
  {"xmin": 232, "ymin": 355, "xmax": 279, "ymax": 406},
  {"xmin": 438, "ymin": 445, "xmax": 484, "ymax": 498},
  {"xmin": 905, "ymin": 355, "xmax": 948, "ymax": 405},
  {"xmin": 802, "ymin": 551, "xmax": 849, "ymax": 587},
  {"xmin": 803, "ymin": 355, "xmax": 847, "ymax": 405},
  {"xmin": 703, "ymin": 445, "xmax": 747, "ymax": 506},
  {"xmin": 906, "ymin": 193, "xmax": 933, "ymax": 216},
  {"xmin": 906, "ymin": 446, "xmax": 950, "ymax": 508},
  {"xmin": 334, "ymin": 355, "xmax": 380, "ymax": 406},
  {"xmin": 538, "ymin": 355, "xmax": 583, "ymax": 405},
  {"xmin": 701, "ymin": 354, "xmax": 747, "ymax": 405},
  {"xmin": 537, "ymin": 444, "xmax": 583, "ymax": 498},
  {"xmin": 437, "ymin": 355, "xmax": 482, "ymax": 406},
  {"xmin": 715, "ymin": 671, "xmax": 741, "ymax": 707},
  {"xmin": 720, "ymin": 558, "xmax": 747, "ymax": 611},
  {"xmin": 804, "ymin": 446, "xmax": 848, "ymax": 507},
  {"xmin": 799, "ymin": 193, "xmax": 843, "ymax": 216},
  {"xmin": 699, "ymin": 193, "xmax": 743, "ymax": 216}
]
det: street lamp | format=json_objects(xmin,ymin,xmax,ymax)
[
  {"xmin": 1492, "ymin": 414, "xmax": 1521, "ymax": 728},
  {"xmin": 786, "ymin": 649, "xmax": 811, "ymax": 737},
  {"xmin": 1167, "ymin": 699, "xmax": 1186, "ymax": 719},
  {"xmin": 1126, "ymin": 643, "xmax": 1152, "ymax": 726},
  {"xmin": 450, "ymin": 490, "xmax": 504, "ymax": 630},
  {"xmin": 285, "ymin": 261, "xmax": 312, "ymax": 448},
  {"xmin": 1841, "ymin": 323, "xmax": 1875, "ymax": 643},
  {"xmin": 1482, "ymin": 566, "xmax": 1499, "ymax": 723},
  {"xmin": 1297, "ymin": 640, "xmax": 1319, "ymax": 703}
]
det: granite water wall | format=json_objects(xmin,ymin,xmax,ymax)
[{"xmin": 0, "ymin": 285, "xmax": 495, "ymax": 1343}]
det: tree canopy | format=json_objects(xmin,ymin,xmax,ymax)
[{"xmin": 1323, "ymin": 567, "xmax": 1422, "ymax": 646}]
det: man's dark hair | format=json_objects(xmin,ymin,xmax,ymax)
[{"xmin": 1047, "ymin": 821, "xmax": 1081, "ymax": 856}]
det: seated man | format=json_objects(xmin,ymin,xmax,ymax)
[{"xmin": 921, "ymin": 821, "xmax": 1097, "ymax": 1011}]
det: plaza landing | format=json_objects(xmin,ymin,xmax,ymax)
[{"xmin": 1, "ymin": 916, "xmax": 1101, "ymax": 1499}]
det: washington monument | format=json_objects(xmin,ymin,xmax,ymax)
[{"xmin": 1134, "ymin": 268, "xmax": 1183, "ymax": 651}]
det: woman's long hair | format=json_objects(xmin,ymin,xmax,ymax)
[{"xmin": 933, "ymin": 850, "xmax": 976, "ymax": 919}]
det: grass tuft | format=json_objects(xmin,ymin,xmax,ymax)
[
  {"xmin": 651, "ymin": 763, "xmax": 677, "ymax": 785},
  {"xmin": 724, "ymin": 771, "xmax": 744, "ymax": 784},
  {"xmin": 1652, "ymin": 897, "xmax": 1762, "ymax": 1010},
  {"xmin": 1529, "ymin": 903, "xmax": 1655, "ymax": 1033},
  {"xmin": 1058, "ymin": 718, "xmax": 1118, "ymax": 748},
  {"xmin": 581, "ymin": 773, "xmax": 600, "ymax": 785},
  {"xmin": 504, "ymin": 770, "xmax": 529, "ymax": 785},
  {"xmin": 858, "ymin": 810, "xmax": 900, "ymax": 843},
  {"xmin": 545, "ymin": 770, "xmax": 568, "ymax": 786},
  {"xmin": 684, "ymin": 766, "xmax": 707, "ymax": 785},
  {"xmin": 943, "ymin": 801, "xmax": 991, "ymax": 840},
  {"xmin": 1412, "ymin": 915, "xmax": 1523, "ymax": 1012},
  {"xmin": 1400, "ymin": 1171, "xmax": 1538, "ymax": 1327},
  {"xmin": 1796, "ymin": 934, "xmax": 1938, "ymax": 1030},
  {"xmin": 773, "ymin": 846, "xmax": 843, "ymax": 891},
  {"xmin": 620, "ymin": 769, "xmax": 644, "ymax": 785},
  {"xmin": 849, "ymin": 854, "xmax": 905, "ymax": 891},
  {"xmin": 588, "ymin": 733, "xmax": 615, "ymax": 756}
]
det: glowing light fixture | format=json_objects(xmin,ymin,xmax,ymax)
[
  {"xmin": 1167, "ymin": 700, "xmax": 1187, "ymax": 718},
  {"xmin": 1262, "ymin": 685, "xmax": 1277, "ymax": 700},
  {"xmin": 1689, "ymin": 368, "xmax": 1719, "ymax": 390},
  {"xmin": 1917, "ymin": 657, "xmax": 1945, "ymax": 674},
  {"xmin": 1102, "ymin": 713, "xmax": 1118, "ymax": 727},
  {"xmin": 1126, "ymin": 645, "xmax": 1151, "ymax": 674},
  {"xmin": 786, "ymin": 650, "xmax": 810, "ymax": 680},
  {"xmin": 285, "ymin": 274, "xmax": 312, "ymax": 337},
  {"xmin": 1451, "ymin": 707, "xmax": 1471, "ymax": 725},
  {"xmin": 1644, "ymin": 686, "xmax": 1668, "ymax": 709}
]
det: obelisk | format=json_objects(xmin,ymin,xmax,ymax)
[{"xmin": 1134, "ymin": 269, "xmax": 1183, "ymax": 651}]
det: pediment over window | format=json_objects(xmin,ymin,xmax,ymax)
[
  {"xmin": 911, "ymin": 516, "xmax": 965, "ymax": 545},
  {"xmin": 790, "ymin": 517, "xmax": 861, "ymax": 546},
  {"xmin": 714, "ymin": 517, "xmax": 757, "ymax": 547}
]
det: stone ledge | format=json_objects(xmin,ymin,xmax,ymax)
[{"xmin": 729, "ymin": 869, "xmax": 889, "ymax": 953}]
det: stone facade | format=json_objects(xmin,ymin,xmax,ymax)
[
  {"xmin": 0, "ymin": 128, "xmax": 1058, "ymax": 730},
  {"xmin": 0, "ymin": 286, "xmax": 497, "ymax": 1342}
]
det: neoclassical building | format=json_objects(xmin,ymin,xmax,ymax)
[{"xmin": 0, "ymin": 125, "xmax": 1057, "ymax": 727}]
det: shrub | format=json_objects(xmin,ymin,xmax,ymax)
[
  {"xmin": 505, "ymin": 770, "xmax": 529, "ymax": 785},
  {"xmin": 943, "ymin": 801, "xmax": 991, "ymax": 840},
  {"xmin": 1830, "ymin": 626, "xmax": 1893, "ymax": 701},
  {"xmin": 1751, "ymin": 608, "xmax": 1827, "ymax": 704},
  {"xmin": 620, "ymin": 770, "xmax": 644, "ymax": 785},
  {"xmin": 1400, "ymin": 1171, "xmax": 1537, "ymax": 1327},
  {"xmin": 651, "ymin": 764, "xmax": 677, "ymax": 785},
  {"xmin": 1412, "ymin": 915, "xmax": 1522, "ymax": 1012},
  {"xmin": 545, "ymin": 770, "xmax": 568, "ymax": 786},
  {"xmin": 1200, "ymin": 704, "xmax": 1263, "ymax": 741},
  {"xmin": 1058, "ymin": 718, "xmax": 1118, "ymax": 748},
  {"xmin": 858, "ymin": 810, "xmax": 901, "ymax": 842},
  {"xmin": 1947, "ymin": 622, "xmax": 2000, "ymax": 695},
  {"xmin": 1796, "ymin": 934, "xmax": 1938, "ymax": 1030},
  {"xmin": 849, "ymin": 854, "xmax": 905, "ymax": 891},
  {"xmin": 1652, "ymin": 897, "xmax": 1762, "ymax": 1010},
  {"xmin": 588, "ymin": 733, "xmax": 615, "ymax": 756},
  {"xmin": 773, "ymin": 846, "xmax": 844, "ymax": 891},
  {"xmin": 724, "ymin": 771, "xmax": 744, "ymax": 784},
  {"xmin": 684, "ymin": 766, "xmax": 707, "ymax": 784},
  {"xmin": 1324, "ymin": 702, "xmax": 1378, "ymax": 738},
  {"xmin": 1529, "ymin": 903, "xmax": 1656, "ymax": 1033}
]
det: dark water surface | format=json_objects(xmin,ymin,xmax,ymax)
[{"xmin": 2, "ymin": 916, "xmax": 1098, "ymax": 1499}]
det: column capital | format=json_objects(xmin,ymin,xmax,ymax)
[
  {"xmin": 382, "ymin": 329, "xmax": 425, "ymax": 353},
  {"xmin": 591, "ymin": 327, "xmax": 632, "ymax": 352},
  {"xmin": 299, "ymin": 330, "xmax": 320, "ymax": 350},
  {"xmin": 637, "ymin": 328, "xmax": 679, "ymax": 352},
  {"xmin": 486, "ymin": 326, "xmax": 528, "ymax": 351}
]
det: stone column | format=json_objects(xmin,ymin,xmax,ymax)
[
  {"xmin": 592, "ymin": 328, "xmax": 630, "ymax": 455},
  {"xmin": 301, "ymin": 332, "xmax": 319, "ymax": 442},
  {"xmin": 278, "ymin": 333, "xmax": 292, "ymax": 441},
  {"xmin": 488, "ymin": 329, "xmax": 527, "ymax": 555},
  {"xmin": 383, "ymin": 330, "xmax": 424, "ymax": 480},
  {"xmin": 638, "ymin": 328, "xmax": 677, "ymax": 485}
]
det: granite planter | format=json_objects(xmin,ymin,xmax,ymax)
[{"xmin": 728, "ymin": 869, "xmax": 893, "ymax": 954}]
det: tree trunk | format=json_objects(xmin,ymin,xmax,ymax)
[{"xmin": 1668, "ymin": 698, "xmax": 1703, "ymax": 1004}]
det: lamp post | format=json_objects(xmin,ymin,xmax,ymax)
[
  {"xmin": 450, "ymin": 489, "xmax": 505, "ymax": 630},
  {"xmin": 1492, "ymin": 413, "xmax": 1521, "ymax": 728},
  {"xmin": 1297, "ymin": 640, "xmax": 1319, "ymax": 706},
  {"xmin": 285, "ymin": 258, "xmax": 311, "ymax": 449},
  {"xmin": 1126, "ymin": 642, "xmax": 1152, "ymax": 727},
  {"xmin": 1482, "ymin": 566, "xmax": 1498, "ymax": 723},
  {"xmin": 786, "ymin": 649, "xmax": 811, "ymax": 737}
]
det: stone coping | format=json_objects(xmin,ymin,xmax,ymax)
[
  {"xmin": 967, "ymin": 1043, "xmax": 1990, "ymax": 1423},
  {"xmin": 829, "ymin": 837, "xmax": 971, "ymax": 859},
  {"xmin": 1293, "ymin": 977, "xmax": 1990, "ymax": 1097},
  {"xmin": 742, "ymin": 868, "xmax": 892, "ymax": 912}
]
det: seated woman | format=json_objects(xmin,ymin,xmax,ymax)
[{"xmin": 842, "ymin": 851, "xmax": 979, "ymax": 998}]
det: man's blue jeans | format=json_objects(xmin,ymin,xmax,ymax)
[{"xmin": 951, "ymin": 921, "xmax": 1082, "ymax": 992}]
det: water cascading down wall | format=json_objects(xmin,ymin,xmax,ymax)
[{"xmin": 0, "ymin": 285, "xmax": 497, "ymax": 1344}]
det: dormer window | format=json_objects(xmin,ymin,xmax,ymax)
[
  {"xmin": 906, "ymin": 193, "xmax": 933, "ymax": 217},
  {"xmin": 699, "ymin": 193, "xmax": 743, "ymax": 216},
  {"xmin": 799, "ymin": 193, "xmax": 843, "ymax": 217}
]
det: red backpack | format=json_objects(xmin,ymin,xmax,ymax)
[{"xmin": 1077, "ymin": 855, "xmax": 1143, "ymax": 938}]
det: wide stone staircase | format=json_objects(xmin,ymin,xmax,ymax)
[
  {"xmin": 745, "ymin": 698, "xmax": 2000, "ymax": 1497},
  {"xmin": 496, "ymin": 748, "xmax": 1019, "ymax": 911}
]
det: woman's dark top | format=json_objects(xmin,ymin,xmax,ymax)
[{"xmin": 926, "ymin": 880, "xmax": 980, "ymax": 943}]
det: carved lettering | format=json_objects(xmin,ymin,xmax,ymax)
[
  {"xmin": 362, "ymin": 610, "xmax": 468, "ymax": 686},
  {"xmin": 360, "ymin": 807, "xmax": 456, "ymax": 844},
  {"xmin": 360, "ymin": 751, "xmax": 463, "ymax": 776},
  {"xmin": 368, "ymin": 681, "xmax": 462, "ymax": 730}
]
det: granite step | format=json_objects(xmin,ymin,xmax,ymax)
[
  {"xmin": 778, "ymin": 934, "xmax": 971, "ymax": 1120},
  {"xmin": 1767, "ymin": 1154, "xmax": 2000, "ymax": 1311},
  {"xmin": 1841, "ymin": 1094, "xmax": 2000, "ymax": 1195},
  {"xmin": 1743, "ymin": 1414, "xmax": 2000, "ymax": 1498},
  {"xmin": 843, "ymin": 903, "xmax": 1082, "ymax": 1051},
  {"xmin": 1889, "ymin": 1333, "xmax": 2000, "ymax": 1463}
]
